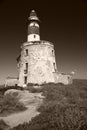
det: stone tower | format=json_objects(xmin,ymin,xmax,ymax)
[{"xmin": 17, "ymin": 10, "xmax": 58, "ymax": 87}]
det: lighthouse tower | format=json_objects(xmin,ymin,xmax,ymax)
[
  {"xmin": 17, "ymin": 10, "xmax": 58, "ymax": 87},
  {"xmin": 27, "ymin": 10, "xmax": 40, "ymax": 42}
]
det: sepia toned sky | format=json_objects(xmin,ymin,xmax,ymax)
[{"xmin": 0, "ymin": 0, "xmax": 87, "ymax": 84}]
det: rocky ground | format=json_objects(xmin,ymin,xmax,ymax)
[{"xmin": 0, "ymin": 89, "xmax": 44, "ymax": 128}]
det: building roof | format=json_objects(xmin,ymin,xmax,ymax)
[
  {"xmin": 6, "ymin": 77, "xmax": 18, "ymax": 79},
  {"xmin": 28, "ymin": 10, "xmax": 39, "ymax": 21},
  {"xmin": 21, "ymin": 40, "xmax": 54, "ymax": 48},
  {"xmin": 59, "ymin": 72, "xmax": 72, "ymax": 76},
  {"xmin": 30, "ymin": 10, "xmax": 37, "ymax": 17}
]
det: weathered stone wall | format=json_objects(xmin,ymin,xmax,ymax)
[
  {"xmin": 18, "ymin": 41, "xmax": 58, "ymax": 86},
  {"xmin": 5, "ymin": 77, "xmax": 18, "ymax": 87},
  {"xmin": 58, "ymin": 73, "xmax": 72, "ymax": 85}
]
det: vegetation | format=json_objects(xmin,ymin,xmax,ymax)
[
  {"xmin": 0, "ymin": 90, "xmax": 27, "ymax": 117},
  {"xmin": 10, "ymin": 79, "xmax": 87, "ymax": 130},
  {"xmin": 0, "ymin": 85, "xmax": 24, "ymax": 95},
  {"xmin": 0, "ymin": 119, "xmax": 10, "ymax": 130},
  {"xmin": 26, "ymin": 83, "xmax": 42, "ymax": 93}
]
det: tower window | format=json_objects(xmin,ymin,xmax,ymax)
[
  {"xmin": 26, "ymin": 63, "xmax": 28, "ymax": 70},
  {"xmin": 25, "ymin": 49, "xmax": 28, "ymax": 56},
  {"xmin": 52, "ymin": 50, "xmax": 54, "ymax": 55},
  {"xmin": 53, "ymin": 63, "xmax": 56, "ymax": 72},
  {"xmin": 34, "ymin": 35, "xmax": 36, "ymax": 38},
  {"xmin": 24, "ymin": 76, "xmax": 27, "ymax": 84},
  {"xmin": 24, "ymin": 63, "xmax": 28, "ymax": 74}
]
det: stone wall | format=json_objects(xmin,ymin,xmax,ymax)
[
  {"xmin": 5, "ymin": 77, "xmax": 18, "ymax": 87},
  {"xmin": 58, "ymin": 73, "xmax": 72, "ymax": 85},
  {"xmin": 18, "ymin": 41, "xmax": 58, "ymax": 86}
]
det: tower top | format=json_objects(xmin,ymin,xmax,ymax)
[
  {"xmin": 28, "ymin": 10, "xmax": 39, "ymax": 21},
  {"xmin": 27, "ymin": 10, "xmax": 40, "ymax": 42}
]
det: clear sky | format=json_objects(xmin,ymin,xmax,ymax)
[{"xmin": 0, "ymin": 0, "xmax": 87, "ymax": 84}]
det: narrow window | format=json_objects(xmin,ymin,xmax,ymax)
[
  {"xmin": 25, "ymin": 49, "xmax": 28, "ymax": 56},
  {"xmin": 24, "ymin": 63, "xmax": 28, "ymax": 74},
  {"xmin": 26, "ymin": 63, "xmax": 28, "ymax": 71},
  {"xmin": 26, "ymin": 63, "xmax": 28, "ymax": 73},
  {"xmin": 34, "ymin": 35, "xmax": 36, "ymax": 38},
  {"xmin": 53, "ymin": 63, "xmax": 56, "ymax": 72},
  {"xmin": 24, "ymin": 76, "xmax": 27, "ymax": 84}
]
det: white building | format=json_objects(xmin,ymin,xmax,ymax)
[
  {"xmin": 5, "ymin": 10, "xmax": 73, "ymax": 87},
  {"xmin": 5, "ymin": 77, "xmax": 18, "ymax": 87}
]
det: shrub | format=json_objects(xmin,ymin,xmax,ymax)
[
  {"xmin": 11, "ymin": 104, "xmax": 87, "ymax": 130},
  {"xmin": 0, "ymin": 86, "xmax": 24, "ymax": 95},
  {"xmin": 27, "ymin": 84, "xmax": 42, "ymax": 93},
  {"xmin": 10, "ymin": 81, "xmax": 87, "ymax": 130},
  {"xmin": 0, "ymin": 119, "xmax": 9, "ymax": 130},
  {"xmin": 0, "ymin": 92, "xmax": 26, "ymax": 116}
]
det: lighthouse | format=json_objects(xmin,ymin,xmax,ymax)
[
  {"xmin": 17, "ymin": 10, "xmax": 58, "ymax": 86},
  {"xmin": 5, "ymin": 10, "xmax": 73, "ymax": 87}
]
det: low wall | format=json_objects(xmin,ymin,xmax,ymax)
[{"xmin": 5, "ymin": 77, "xmax": 18, "ymax": 87}]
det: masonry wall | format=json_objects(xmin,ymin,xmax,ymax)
[
  {"xmin": 5, "ymin": 78, "xmax": 18, "ymax": 87},
  {"xmin": 58, "ymin": 74, "xmax": 72, "ymax": 85},
  {"xmin": 18, "ymin": 41, "xmax": 58, "ymax": 86}
]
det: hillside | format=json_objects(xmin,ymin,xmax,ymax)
[
  {"xmin": 9, "ymin": 79, "xmax": 87, "ymax": 130},
  {"xmin": 0, "ymin": 89, "xmax": 43, "ymax": 129},
  {"xmin": 0, "ymin": 79, "xmax": 87, "ymax": 130}
]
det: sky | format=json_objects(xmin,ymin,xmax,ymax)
[{"xmin": 0, "ymin": 0, "xmax": 87, "ymax": 84}]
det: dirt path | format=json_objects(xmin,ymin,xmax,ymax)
[
  {"xmin": 0, "ymin": 103, "xmax": 39, "ymax": 128},
  {"xmin": 0, "ymin": 91, "xmax": 44, "ymax": 128}
]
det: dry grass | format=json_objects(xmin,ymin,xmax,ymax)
[
  {"xmin": 0, "ymin": 91, "xmax": 26, "ymax": 117},
  {"xmin": 10, "ymin": 79, "xmax": 87, "ymax": 130}
]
